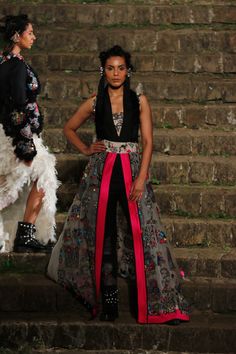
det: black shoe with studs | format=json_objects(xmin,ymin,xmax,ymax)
[
  {"xmin": 13, "ymin": 222, "xmax": 49, "ymax": 253},
  {"xmin": 100, "ymin": 286, "xmax": 119, "ymax": 322}
]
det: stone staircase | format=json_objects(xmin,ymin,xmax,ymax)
[{"xmin": 0, "ymin": 1, "xmax": 236, "ymax": 353}]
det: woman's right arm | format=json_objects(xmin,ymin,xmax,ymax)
[{"xmin": 63, "ymin": 97, "xmax": 106, "ymax": 156}]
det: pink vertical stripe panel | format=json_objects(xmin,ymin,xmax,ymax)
[{"xmin": 120, "ymin": 154, "xmax": 148, "ymax": 323}]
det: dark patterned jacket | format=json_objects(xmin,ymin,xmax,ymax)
[{"xmin": 0, "ymin": 52, "xmax": 43, "ymax": 161}]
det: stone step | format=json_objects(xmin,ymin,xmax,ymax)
[
  {"xmin": 174, "ymin": 247, "xmax": 236, "ymax": 279},
  {"xmin": 13, "ymin": 351, "xmax": 230, "ymax": 354},
  {"xmin": 1, "ymin": 0, "xmax": 234, "ymax": 4},
  {"xmin": 0, "ymin": 350, "xmax": 227, "ymax": 354},
  {"xmin": 0, "ymin": 273, "xmax": 235, "ymax": 314},
  {"xmin": 57, "ymin": 183, "xmax": 236, "ymax": 218},
  {"xmin": 0, "ymin": 311, "xmax": 235, "ymax": 353},
  {"xmin": 164, "ymin": 217, "xmax": 236, "ymax": 248},
  {"xmin": 0, "ymin": 350, "xmax": 218, "ymax": 354},
  {"xmin": 38, "ymin": 72, "xmax": 236, "ymax": 103},
  {"xmin": 1, "ymin": 248, "xmax": 235, "ymax": 279},
  {"xmin": 153, "ymin": 185, "xmax": 236, "ymax": 219},
  {"xmin": 102, "ymin": 0, "xmax": 235, "ymax": 3},
  {"xmin": 41, "ymin": 101, "xmax": 236, "ymax": 130},
  {"xmin": 44, "ymin": 128, "xmax": 236, "ymax": 156},
  {"xmin": 55, "ymin": 152, "xmax": 236, "ymax": 185},
  {"xmin": 29, "ymin": 28, "xmax": 236, "ymax": 56},
  {"xmin": 1, "ymin": 3, "xmax": 236, "ymax": 26},
  {"xmin": 55, "ymin": 213, "xmax": 236, "ymax": 248},
  {"xmin": 151, "ymin": 155, "xmax": 236, "ymax": 185},
  {"xmin": 26, "ymin": 52, "xmax": 236, "ymax": 75}
]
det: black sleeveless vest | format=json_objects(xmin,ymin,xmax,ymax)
[{"xmin": 95, "ymin": 85, "xmax": 140, "ymax": 142}]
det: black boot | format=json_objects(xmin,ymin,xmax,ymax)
[
  {"xmin": 100, "ymin": 286, "xmax": 119, "ymax": 321},
  {"xmin": 13, "ymin": 222, "xmax": 49, "ymax": 253}
]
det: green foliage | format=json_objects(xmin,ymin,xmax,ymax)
[
  {"xmin": 0, "ymin": 259, "xmax": 40, "ymax": 274},
  {"xmin": 172, "ymin": 209, "xmax": 235, "ymax": 220},
  {"xmin": 173, "ymin": 209, "xmax": 194, "ymax": 218},
  {"xmin": 222, "ymin": 244, "xmax": 231, "ymax": 252},
  {"xmin": 200, "ymin": 239, "xmax": 211, "ymax": 248},
  {"xmin": 207, "ymin": 212, "xmax": 232, "ymax": 220},
  {"xmin": 64, "ymin": 69, "xmax": 73, "ymax": 74},
  {"xmin": 0, "ymin": 257, "xmax": 14, "ymax": 272},
  {"xmin": 151, "ymin": 177, "xmax": 160, "ymax": 185},
  {"xmin": 162, "ymin": 122, "xmax": 173, "ymax": 129}
]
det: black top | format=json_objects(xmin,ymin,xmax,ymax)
[
  {"xmin": 0, "ymin": 52, "xmax": 43, "ymax": 161},
  {"xmin": 95, "ymin": 86, "xmax": 140, "ymax": 143}
]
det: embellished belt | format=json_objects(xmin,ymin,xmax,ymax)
[{"xmin": 103, "ymin": 140, "xmax": 139, "ymax": 153}]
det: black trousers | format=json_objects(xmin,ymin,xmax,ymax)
[{"xmin": 101, "ymin": 155, "xmax": 132, "ymax": 289}]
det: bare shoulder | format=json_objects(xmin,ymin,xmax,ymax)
[
  {"xmin": 78, "ymin": 96, "xmax": 95, "ymax": 114},
  {"xmin": 139, "ymin": 94, "xmax": 151, "ymax": 111},
  {"xmin": 85, "ymin": 95, "xmax": 96, "ymax": 108}
]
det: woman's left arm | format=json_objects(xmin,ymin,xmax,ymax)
[{"xmin": 129, "ymin": 95, "xmax": 153, "ymax": 201}]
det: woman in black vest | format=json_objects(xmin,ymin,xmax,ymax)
[
  {"xmin": 0, "ymin": 15, "xmax": 59, "ymax": 252},
  {"xmin": 48, "ymin": 45, "xmax": 190, "ymax": 324}
]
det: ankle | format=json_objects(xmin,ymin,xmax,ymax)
[{"xmin": 17, "ymin": 222, "xmax": 36, "ymax": 237}]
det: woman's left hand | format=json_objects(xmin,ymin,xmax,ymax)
[{"xmin": 129, "ymin": 177, "xmax": 145, "ymax": 202}]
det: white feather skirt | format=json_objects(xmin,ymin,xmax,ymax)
[{"xmin": 0, "ymin": 124, "xmax": 60, "ymax": 252}]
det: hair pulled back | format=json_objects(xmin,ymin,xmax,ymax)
[
  {"xmin": 97, "ymin": 45, "xmax": 133, "ymax": 101},
  {"xmin": 0, "ymin": 14, "xmax": 30, "ymax": 43},
  {"xmin": 95, "ymin": 45, "xmax": 140, "ymax": 142},
  {"xmin": 99, "ymin": 45, "xmax": 133, "ymax": 71}
]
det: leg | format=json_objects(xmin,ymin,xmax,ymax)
[
  {"xmin": 100, "ymin": 157, "xmax": 124, "ymax": 321},
  {"xmin": 102, "ymin": 195, "xmax": 118, "ymax": 288},
  {"xmin": 13, "ymin": 181, "xmax": 49, "ymax": 253},
  {"xmin": 23, "ymin": 181, "xmax": 45, "ymax": 224},
  {"xmin": 118, "ymin": 172, "xmax": 138, "ymax": 319},
  {"xmin": 100, "ymin": 183, "xmax": 119, "ymax": 321}
]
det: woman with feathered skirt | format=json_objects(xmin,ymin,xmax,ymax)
[{"xmin": 0, "ymin": 15, "xmax": 59, "ymax": 252}]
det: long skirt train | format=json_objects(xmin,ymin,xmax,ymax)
[{"xmin": 48, "ymin": 140, "xmax": 189, "ymax": 323}]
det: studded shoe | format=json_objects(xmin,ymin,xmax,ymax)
[
  {"xmin": 100, "ymin": 286, "xmax": 119, "ymax": 321},
  {"xmin": 13, "ymin": 221, "xmax": 49, "ymax": 253}
]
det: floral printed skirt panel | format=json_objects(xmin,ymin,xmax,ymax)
[{"xmin": 47, "ymin": 142, "xmax": 190, "ymax": 323}]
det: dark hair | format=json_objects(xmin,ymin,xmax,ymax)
[
  {"xmin": 0, "ymin": 14, "xmax": 30, "ymax": 43},
  {"xmin": 99, "ymin": 45, "xmax": 133, "ymax": 70},
  {"xmin": 95, "ymin": 45, "xmax": 138, "ymax": 137},
  {"xmin": 96, "ymin": 45, "xmax": 133, "ymax": 103}
]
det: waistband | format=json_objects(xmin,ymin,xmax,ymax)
[{"xmin": 103, "ymin": 140, "xmax": 139, "ymax": 153}]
